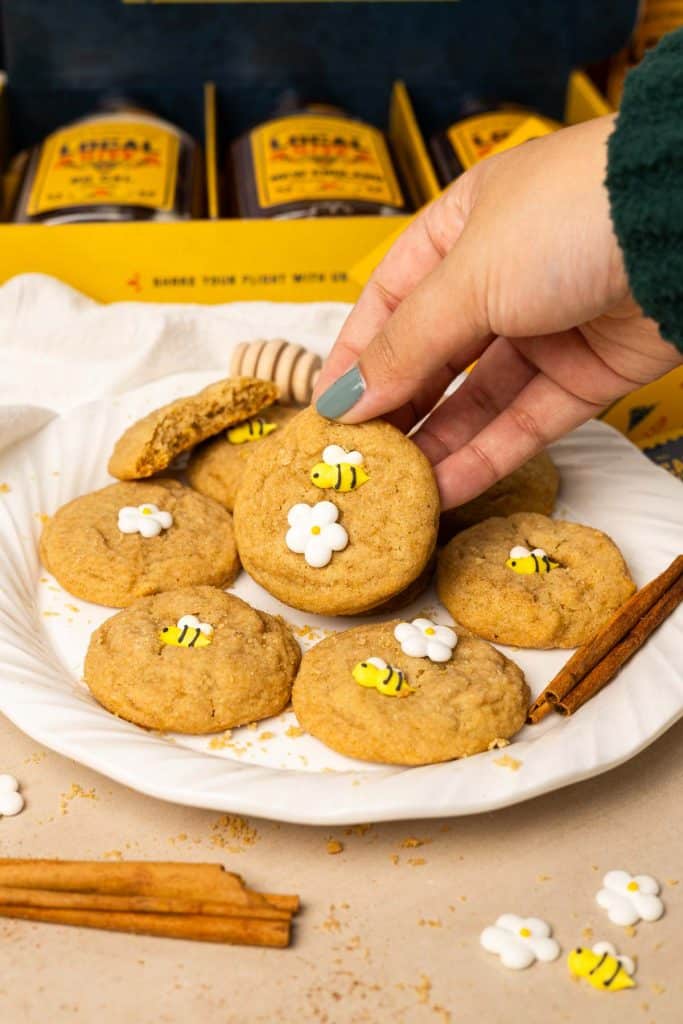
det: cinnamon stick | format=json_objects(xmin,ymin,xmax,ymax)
[
  {"xmin": 544, "ymin": 555, "xmax": 683, "ymax": 706},
  {"xmin": 0, "ymin": 905, "xmax": 290, "ymax": 947},
  {"xmin": 526, "ymin": 699, "xmax": 553, "ymax": 725},
  {"xmin": 528, "ymin": 557, "xmax": 683, "ymax": 716},
  {"xmin": 0, "ymin": 885, "xmax": 289, "ymax": 921},
  {"xmin": 556, "ymin": 572, "xmax": 683, "ymax": 716}
]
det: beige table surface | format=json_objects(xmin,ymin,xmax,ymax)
[{"xmin": 0, "ymin": 709, "xmax": 681, "ymax": 1024}]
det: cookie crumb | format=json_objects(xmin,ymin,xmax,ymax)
[
  {"xmin": 581, "ymin": 926, "xmax": 594, "ymax": 941},
  {"xmin": 34, "ymin": 513, "xmax": 50, "ymax": 524},
  {"xmin": 418, "ymin": 918, "xmax": 442, "ymax": 928},
  {"xmin": 487, "ymin": 737, "xmax": 510, "ymax": 750},
  {"xmin": 326, "ymin": 840, "xmax": 344, "ymax": 855},
  {"xmin": 0, "ymin": 483, "xmax": 10, "ymax": 493},
  {"xmin": 493, "ymin": 754, "xmax": 522, "ymax": 771},
  {"xmin": 208, "ymin": 731, "xmax": 233, "ymax": 750},
  {"xmin": 650, "ymin": 983, "xmax": 666, "ymax": 996},
  {"xmin": 537, "ymin": 873, "xmax": 552, "ymax": 882},
  {"xmin": 209, "ymin": 814, "xmax": 259, "ymax": 852},
  {"xmin": 666, "ymin": 878, "xmax": 679, "ymax": 887},
  {"xmin": 400, "ymin": 836, "xmax": 429, "ymax": 849},
  {"xmin": 408, "ymin": 857, "xmax": 426, "ymax": 867},
  {"xmin": 344, "ymin": 823, "xmax": 371, "ymax": 837},
  {"xmin": 285, "ymin": 725, "xmax": 304, "ymax": 739},
  {"xmin": 258, "ymin": 731, "xmax": 275, "ymax": 741},
  {"xmin": 59, "ymin": 783, "xmax": 97, "ymax": 815},
  {"xmin": 624, "ymin": 924, "xmax": 638, "ymax": 938},
  {"xmin": 102, "ymin": 849, "xmax": 123, "ymax": 860}
]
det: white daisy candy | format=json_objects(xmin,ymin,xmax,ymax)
[
  {"xmin": 0, "ymin": 774, "xmax": 25, "ymax": 817},
  {"xmin": 177, "ymin": 614, "xmax": 213, "ymax": 636},
  {"xmin": 393, "ymin": 618, "xmax": 457, "ymax": 663},
  {"xmin": 596, "ymin": 870, "xmax": 664, "ymax": 926},
  {"xmin": 118, "ymin": 503, "xmax": 173, "ymax": 538},
  {"xmin": 323, "ymin": 444, "xmax": 364, "ymax": 466},
  {"xmin": 480, "ymin": 914, "xmax": 561, "ymax": 970},
  {"xmin": 285, "ymin": 501, "xmax": 349, "ymax": 568}
]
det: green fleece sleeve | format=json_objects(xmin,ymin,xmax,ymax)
[{"xmin": 606, "ymin": 27, "xmax": 683, "ymax": 353}]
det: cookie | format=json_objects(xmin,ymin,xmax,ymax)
[
  {"xmin": 40, "ymin": 479, "xmax": 239, "ymax": 607},
  {"xmin": 186, "ymin": 404, "xmax": 299, "ymax": 511},
  {"xmin": 84, "ymin": 587, "xmax": 301, "ymax": 733},
  {"xmin": 233, "ymin": 407, "xmax": 440, "ymax": 615},
  {"xmin": 108, "ymin": 376, "xmax": 278, "ymax": 480},
  {"xmin": 292, "ymin": 619, "xmax": 529, "ymax": 764},
  {"xmin": 439, "ymin": 451, "xmax": 559, "ymax": 544},
  {"xmin": 437, "ymin": 512, "xmax": 636, "ymax": 648}
]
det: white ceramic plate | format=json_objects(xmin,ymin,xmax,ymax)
[{"xmin": 1, "ymin": 372, "xmax": 681, "ymax": 824}]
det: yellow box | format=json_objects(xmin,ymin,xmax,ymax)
[{"xmin": 0, "ymin": 81, "xmax": 429, "ymax": 305}]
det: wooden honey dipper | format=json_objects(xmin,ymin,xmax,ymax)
[{"xmin": 230, "ymin": 339, "xmax": 322, "ymax": 405}]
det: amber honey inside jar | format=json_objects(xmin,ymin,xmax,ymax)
[
  {"xmin": 13, "ymin": 104, "xmax": 203, "ymax": 225},
  {"xmin": 228, "ymin": 101, "xmax": 410, "ymax": 219}
]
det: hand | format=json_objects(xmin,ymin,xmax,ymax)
[{"xmin": 313, "ymin": 115, "xmax": 682, "ymax": 510}]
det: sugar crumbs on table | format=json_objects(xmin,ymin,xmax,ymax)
[
  {"xmin": 66, "ymin": 604, "xmax": 80, "ymax": 613},
  {"xmin": 651, "ymin": 983, "xmax": 666, "ymax": 996},
  {"xmin": 59, "ymin": 783, "xmax": 98, "ymax": 815},
  {"xmin": 418, "ymin": 918, "xmax": 443, "ymax": 928},
  {"xmin": 537, "ymin": 873, "xmax": 552, "ymax": 882},
  {"xmin": 344, "ymin": 823, "xmax": 371, "ymax": 837},
  {"xmin": 389, "ymin": 854, "xmax": 400, "ymax": 866},
  {"xmin": 407, "ymin": 857, "xmax": 426, "ymax": 867},
  {"xmin": 320, "ymin": 904, "xmax": 342, "ymax": 933},
  {"xmin": 400, "ymin": 836, "xmax": 430, "ymax": 849},
  {"xmin": 582, "ymin": 926, "xmax": 594, "ymax": 941},
  {"xmin": 258, "ymin": 731, "xmax": 275, "ymax": 741},
  {"xmin": 285, "ymin": 725, "xmax": 305, "ymax": 739},
  {"xmin": 493, "ymin": 754, "xmax": 522, "ymax": 771},
  {"xmin": 326, "ymin": 839, "xmax": 344, "ymax": 855},
  {"xmin": 102, "ymin": 849, "xmax": 124, "ymax": 860},
  {"xmin": 209, "ymin": 814, "xmax": 259, "ymax": 851},
  {"xmin": 666, "ymin": 879, "xmax": 679, "ymax": 887},
  {"xmin": 624, "ymin": 924, "xmax": 638, "ymax": 938}
]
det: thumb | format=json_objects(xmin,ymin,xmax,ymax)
[{"xmin": 315, "ymin": 233, "xmax": 493, "ymax": 423}]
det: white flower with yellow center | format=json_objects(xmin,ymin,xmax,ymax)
[
  {"xmin": 393, "ymin": 618, "xmax": 457, "ymax": 662},
  {"xmin": 118, "ymin": 503, "xmax": 173, "ymax": 538},
  {"xmin": 285, "ymin": 501, "xmax": 348, "ymax": 568},
  {"xmin": 480, "ymin": 914, "xmax": 561, "ymax": 970},
  {"xmin": 596, "ymin": 871, "xmax": 664, "ymax": 926}
]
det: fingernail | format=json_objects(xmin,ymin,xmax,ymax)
[{"xmin": 315, "ymin": 364, "xmax": 366, "ymax": 419}]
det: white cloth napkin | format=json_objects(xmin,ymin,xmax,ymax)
[{"xmin": 0, "ymin": 272, "xmax": 350, "ymax": 455}]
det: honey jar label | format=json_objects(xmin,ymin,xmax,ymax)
[
  {"xmin": 445, "ymin": 111, "xmax": 535, "ymax": 170},
  {"xmin": 26, "ymin": 119, "xmax": 180, "ymax": 216},
  {"xmin": 250, "ymin": 115, "xmax": 404, "ymax": 210}
]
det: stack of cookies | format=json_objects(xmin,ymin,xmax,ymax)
[{"xmin": 40, "ymin": 368, "xmax": 636, "ymax": 767}]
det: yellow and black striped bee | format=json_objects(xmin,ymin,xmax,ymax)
[
  {"xmin": 506, "ymin": 545, "xmax": 560, "ymax": 575},
  {"xmin": 160, "ymin": 614, "xmax": 214, "ymax": 649},
  {"xmin": 226, "ymin": 417, "xmax": 278, "ymax": 445},
  {"xmin": 352, "ymin": 657, "xmax": 413, "ymax": 697},
  {"xmin": 567, "ymin": 942, "xmax": 636, "ymax": 991},
  {"xmin": 310, "ymin": 444, "xmax": 369, "ymax": 492}
]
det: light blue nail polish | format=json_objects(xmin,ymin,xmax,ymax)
[{"xmin": 315, "ymin": 365, "xmax": 366, "ymax": 419}]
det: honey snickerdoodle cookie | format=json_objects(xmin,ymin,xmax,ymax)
[
  {"xmin": 438, "ymin": 451, "xmax": 560, "ymax": 544},
  {"xmin": 108, "ymin": 376, "xmax": 278, "ymax": 480},
  {"xmin": 437, "ymin": 512, "xmax": 635, "ymax": 649},
  {"xmin": 292, "ymin": 619, "xmax": 529, "ymax": 765},
  {"xmin": 85, "ymin": 587, "xmax": 301, "ymax": 733},
  {"xmin": 41, "ymin": 479, "xmax": 239, "ymax": 607},
  {"xmin": 186, "ymin": 404, "xmax": 299, "ymax": 511},
  {"xmin": 233, "ymin": 407, "xmax": 440, "ymax": 616}
]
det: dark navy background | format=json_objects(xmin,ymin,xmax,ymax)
[{"xmin": 0, "ymin": 0, "xmax": 638, "ymax": 149}]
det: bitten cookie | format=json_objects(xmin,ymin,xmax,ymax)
[
  {"xmin": 186, "ymin": 403, "xmax": 299, "ymax": 511},
  {"xmin": 108, "ymin": 376, "xmax": 278, "ymax": 480},
  {"xmin": 437, "ymin": 512, "xmax": 636, "ymax": 648},
  {"xmin": 292, "ymin": 619, "xmax": 529, "ymax": 765},
  {"xmin": 233, "ymin": 407, "xmax": 440, "ymax": 615},
  {"xmin": 438, "ymin": 451, "xmax": 560, "ymax": 544},
  {"xmin": 85, "ymin": 587, "xmax": 301, "ymax": 733},
  {"xmin": 41, "ymin": 480, "xmax": 240, "ymax": 607}
]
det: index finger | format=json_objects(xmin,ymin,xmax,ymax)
[{"xmin": 312, "ymin": 189, "xmax": 468, "ymax": 400}]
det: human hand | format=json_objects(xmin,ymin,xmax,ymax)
[{"xmin": 313, "ymin": 115, "xmax": 682, "ymax": 510}]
